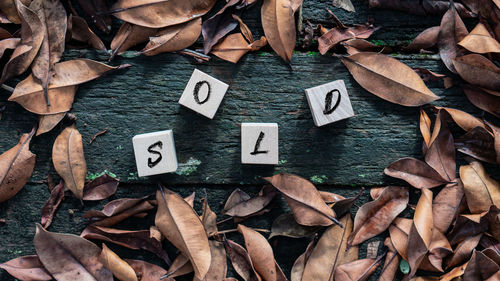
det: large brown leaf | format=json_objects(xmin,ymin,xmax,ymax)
[
  {"xmin": 34, "ymin": 224, "xmax": 113, "ymax": 281},
  {"xmin": 155, "ymin": 188, "xmax": 211, "ymax": 280},
  {"xmin": 0, "ymin": 132, "xmax": 35, "ymax": 203},
  {"xmin": 83, "ymin": 174, "xmax": 119, "ymax": 201},
  {"xmin": 407, "ymin": 188, "xmax": 433, "ymax": 280},
  {"xmin": 347, "ymin": 186, "xmax": 408, "ymax": 246},
  {"xmin": 264, "ymin": 173, "xmax": 338, "ymax": 226},
  {"xmin": 29, "ymin": 0, "xmax": 67, "ymax": 104},
  {"xmin": 432, "ymin": 181, "xmax": 464, "ymax": 233},
  {"xmin": 384, "ymin": 157, "xmax": 449, "ymax": 189},
  {"xmin": 459, "ymin": 22, "xmax": 500, "ymax": 54},
  {"xmin": 433, "ymin": 106, "xmax": 487, "ymax": 132},
  {"xmin": 9, "ymin": 59, "xmax": 129, "ymax": 114},
  {"xmin": 52, "ymin": 125, "xmax": 87, "ymax": 199},
  {"xmin": 0, "ymin": 255, "xmax": 52, "ymax": 281},
  {"xmin": 36, "ymin": 112, "xmax": 67, "ymax": 136},
  {"xmin": 140, "ymin": 18, "xmax": 202, "ymax": 56},
  {"xmin": 424, "ymin": 110, "xmax": 456, "ymax": 181},
  {"xmin": 453, "ymin": 54, "xmax": 500, "ymax": 90},
  {"xmin": 341, "ymin": 52, "xmax": 440, "ymax": 106},
  {"xmin": 302, "ymin": 215, "xmax": 358, "ymax": 281},
  {"xmin": 318, "ymin": 24, "xmax": 379, "ymax": 55},
  {"xmin": 261, "ymin": 0, "xmax": 296, "ymax": 64},
  {"xmin": 110, "ymin": 0, "xmax": 217, "ymax": 28},
  {"xmin": 224, "ymin": 239, "xmax": 261, "ymax": 281},
  {"xmin": 238, "ymin": 224, "xmax": 276, "ymax": 281},
  {"xmin": 404, "ymin": 26, "xmax": 440, "ymax": 52},
  {"xmin": 99, "ymin": 244, "xmax": 138, "ymax": 281},
  {"xmin": 212, "ymin": 33, "xmax": 267, "ymax": 64},
  {"xmin": 437, "ymin": 1, "xmax": 468, "ymax": 74},
  {"xmin": 460, "ymin": 161, "xmax": 500, "ymax": 213}
]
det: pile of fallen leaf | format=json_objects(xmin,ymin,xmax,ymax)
[{"xmin": 1, "ymin": 0, "xmax": 500, "ymax": 280}]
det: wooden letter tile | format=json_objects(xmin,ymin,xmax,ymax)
[
  {"xmin": 241, "ymin": 123, "xmax": 278, "ymax": 165},
  {"xmin": 305, "ymin": 80, "xmax": 355, "ymax": 127},
  {"xmin": 132, "ymin": 130, "xmax": 178, "ymax": 177},
  {"xmin": 179, "ymin": 69, "xmax": 229, "ymax": 119}
]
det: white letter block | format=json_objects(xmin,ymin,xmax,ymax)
[
  {"xmin": 305, "ymin": 80, "xmax": 355, "ymax": 127},
  {"xmin": 132, "ymin": 130, "xmax": 178, "ymax": 177},
  {"xmin": 179, "ymin": 69, "xmax": 229, "ymax": 119},
  {"xmin": 241, "ymin": 123, "xmax": 278, "ymax": 165}
]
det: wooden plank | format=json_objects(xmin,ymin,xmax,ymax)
[{"xmin": 0, "ymin": 50, "xmax": 483, "ymax": 185}]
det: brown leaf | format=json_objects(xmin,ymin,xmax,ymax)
[
  {"xmin": 165, "ymin": 254, "xmax": 193, "ymax": 278},
  {"xmin": 0, "ymin": 0, "xmax": 29, "ymax": 24},
  {"xmin": 437, "ymin": 1, "xmax": 468, "ymax": 74},
  {"xmin": 455, "ymin": 126, "xmax": 496, "ymax": 163},
  {"xmin": 224, "ymin": 239, "xmax": 261, "ymax": 281},
  {"xmin": 261, "ymin": 0, "xmax": 296, "ymax": 64},
  {"xmin": 201, "ymin": 0, "xmax": 242, "ymax": 54},
  {"xmin": 0, "ymin": 131, "xmax": 36, "ymax": 203},
  {"xmin": 379, "ymin": 238, "xmax": 400, "ymax": 281},
  {"xmin": 34, "ymin": 224, "xmax": 113, "ymax": 281},
  {"xmin": 140, "ymin": 18, "xmax": 201, "ymax": 56},
  {"xmin": 368, "ymin": 0, "xmax": 475, "ymax": 17},
  {"xmin": 238, "ymin": 224, "xmax": 276, "ymax": 281},
  {"xmin": 212, "ymin": 33, "xmax": 267, "ymax": 63},
  {"xmin": 290, "ymin": 240, "xmax": 315, "ymax": 281},
  {"xmin": 487, "ymin": 121, "xmax": 500, "ymax": 164},
  {"xmin": 347, "ymin": 186, "xmax": 408, "ymax": 246},
  {"xmin": 222, "ymin": 185, "xmax": 277, "ymax": 220},
  {"xmin": 407, "ymin": 188, "xmax": 433, "ymax": 280},
  {"xmin": 447, "ymin": 213, "xmax": 488, "ymax": 245},
  {"xmin": 83, "ymin": 196, "xmax": 155, "ymax": 227},
  {"xmin": 264, "ymin": 173, "xmax": 339, "ymax": 226},
  {"xmin": 76, "ymin": 0, "xmax": 111, "ymax": 33},
  {"xmin": 0, "ymin": 255, "xmax": 52, "ymax": 281},
  {"xmin": 463, "ymin": 250, "xmax": 500, "ymax": 280},
  {"xmin": 341, "ymin": 52, "xmax": 440, "ymax": 106},
  {"xmin": 125, "ymin": 260, "xmax": 170, "ymax": 281},
  {"xmin": 440, "ymin": 263, "xmax": 468, "ymax": 281},
  {"xmin": 29, "ymin": 0, "xmax": 67, "ymax": 104},
  {"xmin": 419, "ymin": 229, "xmax": 452, "ymax": 272},
  {"xmin": 110, "ymin": 0, "xmax": 217, "ymax": 28},
  {"xmin": 302, "ymin": 214, "xmax": 358, "ymax": 281},
  {"xmin": 41, "ymin": 180, "xmax": 65, "ymax": 228},
  {"xmin": 424, "ymin": 110, "xmax": 456, "ymax": 181},
  {"xmin": 463, "ymin": 85, "xmax": 500, "ymax": 118},
  {"xmin": 110, "ymin": 23, "xmax": 156, "ymax": 57},
  {"xmin": 453, "ymin": 54, "xmax": 500, "ymax": 90},
  {"xmin": 459, "ymin": 22, "xmax": 500, "ymax": 54},
  {"xmin": 384, "ymin": 157, "xmax": 449, "ymax": 189},
  {"xmin": 433, "ymin": 106, "xmax": 487, "ymax": 132},
  {"xmin": 69, "ymin": 15, "xmax": 106, "ymax": 51},
  {"xmin": 334, "ymin": 256, "xmax": 383, "ymax": 281},
  {"xmin": 80, "ymin": 225, "xmax": 171, "ymax": 264},
  {"xmin": 460, "ymin": 161, "xmax": 500, "ymax": 214},
  {"xmin": 332, "ymin": 0, "xmax": 355, "ymax": 12},
  {"xmin": 99, "ymin": 244, "xmax": 138, "ymax": 281},
  {"xmin": 1, "ymin": 0, "xmax": 43, "ymax": 83},
  {"xmin": 447, "ymin": 233, "xmax": 482, "ymax": 269},
  {"xmin": 155, "ymin": 188, "xmax": 211, "ymax": 280},
  {"xmin": 342, "ymin": 39, "xmax": 392, "ymax": 55},
  {"xmin": 52, "ymin": 125, "xmax": 87, "ymax": 199},
  {"xmin": 388, "ymin": 217, "xmax": 412, "ymax": 261},
  {"xmin": 432, "ymin": 181, "xmax": 464, "ymax": 233},
  {"xmin": 37, "ymin": 112, "xmax": 66, "ymax": 136},
  {"xmin": 404, "ymin": 26, "xmax": 440, "ymax": 52},
  {"xmin": 83, "ymin": 174, "xmax": 119, "ymax": 201},
  {"xmin": 9, "ymin": 59, "xmax": 130, "ymax": 114},
  {"xmin": 319, "ymin": 24, "xmax": 379, "ymax": 55},
  {"xmin": 269, "ymin": 213, "xmax": 320, "ymax": 239},
  {"xmin": 0, "ymin": 38, "xmax": 20, "ymax": 58},
  {"xmin": 420, "ymin": 108, "xmax": 432, "ymax": 149}
]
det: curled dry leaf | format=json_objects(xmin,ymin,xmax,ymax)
[
  {"xmin": 347, "ymin": 186, "xmax": 408, "ymax": 246},
  {"xmin": 384, "ymin": 157, "xmax": 449, "ymax": 189},
  {"xmin": 165, "ymin": 254, "xmax": 193, "ymax": 278},
  {"xmin": 463, "ymin": 250, "xmax": 500, "ymax": 280},
  {"xmin": 238, "ymin": 224, "xmax": 276, "ymax": 281},
  {"xmin": 99, "ymin": 244, "xmax": 138, "ymax": 281},
  {"xmin": 110, "ymin": 0, "xmax": 217, "ymax": 28},
  {"xmin": 0, "ymin": 38, "xmax": 20, "ymax": 58},
  {"xmin": 83, "ymin": 174, "xmax": 119, "ymax": 201},
  {"xmin": 34, "ymin": 224, "xmax": 113, "ymax": 281},
  {"xmin": 69, "ymin": 15, "xmax": 106, "ymax": 51},
  {"xmin": 222, "ymin": 185, "xmax": 277, "ymax": 221},
  {"xmin": 379, "ymin": 238, "xmax": 400, "ymax": 281},
  {"xmin": 36, "ymin": 112, "xmax": 66, "ymax": 136},
  {"xmin": 302, "ymin": 215, "xmax": 358, "ymax": 281},
  {"xmin": 0, "ymin": 131, "xmax": 36, "ymax": 203},
  {"xmin": 404, "ymin": 26, "xmax": 440, "ymax": 52},
  {"xmin": 140, "ymin": 18, "xmax": 201, "ymax": 56},
  {"xmin": 212, "ymin": 34, "xmax": 267, "ymax": 64},
  {"xmin": 447, "ymin": 213, "xmax": 488, "ymax": 245},
  {"xmin": 460, "ymin": 161, "xmax": 500, "ymax": 214},
  {"xmin": 424, "ymin": 110, "xmax": 456, "ymax": 181},
  {"xmin": 41, "ymin": 180, "xmax": 65, "ymax": 228},
  {"xmin": 419, "ymin": 229, "xmax": 452, "ymax": 272},
  {"xmin": 83, "ymin": 196, "xmax": 155, "ymax": 227},
  {"xmin": 224, "ymin": 239, "xmax": 261, "ymax": 281},
  {"xmin": 52, "ymin": 125, "xmax": 86, "ymax": 199},
  {"xmin": 290, "ymin": 240, "xmax": 315, "ymax": 281},
  {"xmin": 459, "ymin": 22, "xmax": 500, "ymax": 54},
  {"xmin": 264, "ymin": 173, "xmax": 338, "ymax": 226},
  {"xmin": 0, "ymin": 0, "xmax": 30, "ymax": 24},
  {"xmin": 407, "ymin": 188, "xmax": 433, "ymax": 280},
  {"xmin": 201, "ymin": 0, "xmax": 242, "ymax": 54},
  {"xmin": 125, "ymin": 260, "xmax": 171, "ymax": 281},
  {"xmin": 433, "ymin": 106, "xmax": 487, "ymax": 132},
  {"xmin": 1, "ymin": 0, "xmax": 43, "ymax": 83},
  {"xmin": 455, "ymin": 126, "xmax": 496, "ymax": 164},
  {"xmin": 155, "ymin": 188, "xmax": 211, "ymax": 280},
  {"xmin": 110, "ymin": 23, "xmax": 157, "ymax": 57},
  {"xmin": 440, "ymin": 262, "xmax": 468, "ymax": 281},
  {"xmin": 334, "ymin": 256, "xmax": 383, "ymax": 281},
  {"xmin": 420, "ymin": 108, "xmax": 432, "ymax": 149},
  {"xmin": 318, "ymin": 24, "xmax": 379, "ymax": 55},
  {"xmin": 447, "ymin": 233, "xmax": 482, "ymax": 269},
  {"xmin": 0, "ymin": 255, "xmax": 52, "ymax": 281},
  {"xmin": 463, "ymin": 86, "xmax": 500, "ymax": 118},
  {"xmin": 342, "ymin": 39, "xmax": 392, "ymax": 55},
  {"xmin": 81, "ymin": 225, "xmax": 170, "ymax": 264},
  {"xmin": 341, "ymin": 52, "xmax": 440, "ymax": 106},
  {"xmin": 388, "ymin": 217, "xmax": 412, "ymax": 261},
  {"xmin": 453, "ymin": 54, "xmax": 500, "ymax": 90},
  {"xmin": 10, "ymin": 59, "xmax": 130, "ymax": 114},
  {"xmin": 432, "ymin": 181, "xmax": 464, "ymax": 233},
  {"xmin": 437, "ymin": 2, "xmax": 468, "ymax": 74},
  {"xmin": 269, "ymin": 213, "xmax": 320, "ymax": 239},
  {"xmin": 261, "ymin": 0, "xmax": 296, "ymax": 64}
]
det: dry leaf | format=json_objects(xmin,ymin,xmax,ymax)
[
  {"xmin": 319, "ymin": 24, "xmax": 379, "ymax": 55},
  {"xmin": 99, "ymin": 244, "xmax": 138, "ymax": 281},
  {"xmin": 342, "ymin": 39, "xmax": 392, "ymax": 55},
  {"xmin": 0, "ymin": 255, "xmax": 51, "ymax": 281},
  {"xmin": 419, "ymin": 229, "xmax": 452, "ymax": 272},
  {"xmin": 261, "ymin": 0, "xmax": 296, "ymax": 64},
  {"xmin": 302, "ymin": 214, "xmax": 358, "ymax": 281},
  {"xmin": 453, "ymin": 54, "xmax": 500, "ymax": 90},
  {"xmin": 334, "ymin": 256, "xmax": 383, "ymax": 281},
  {"xmin": 341, "ymin": 52, "xmax": 440, "ymax": 106},
  {"xmin": 83, "ymin": 196, "xmax": 155, "ymax": 227},
  {"xmin": 388, "ymin": 217, "xmax": 412, "ymax": 261},
  {"xmin": 110, "ymin": 23, "xmax": 156, "ymax": 57},
  {"xmin": 424, "ymin": 110, "xmax": 456, "ymax": 181},
  {"xmin": 34, "ymin": 224, "xmax": 113, "ymax": 281},
  {"xmin": 0, "ymin": 38, "xmax": 20, "ymax": 58},
  {"xmin": 110, "ymin": 0, "xmax": 217, "ymax": 28},
  {"xmin": 463, "ymin": 85, "xmax": 500, "ymax": 118},
  {"xmin": 447, "ymin": 233, "xmax": 482, "ymax": 269},
  {"xmin": 126, "ymin": 260, "xmax": 169, "ymax": 281},
  {"xmin": 437, "ymin": 1, "xmax": 468, "ymax": 74},
  {"xmin": 37, "ymin": 112, "xmax": 66, "ymax": 136},
  {"xmin": 404, "ymin": 26, "xmax": 440, "ymax": 52},
  {"xmin": 269, "ymin": 213, "xmax": 320, "ymax": 239},
  {"xmin": 69, "ymin": 15, "xmax": 106, "ymax": 51},
  {"xmin": 222, "ymin": 185, "xmax": 277, "ymax": 221},
  {"xmin": 155, "ymin": 188, "xmax": 211, "ymax": 280},
  {"xmin": 238, "ymin": 224, "xmax": 276, "ymax": 281},
  {"xmin": 52, "ymin": 125, "xmax": 87, "ymax": 199},
  {"xmin": 432, "ymin": 181, "xmax": 464, "ymax": 233},
  {"xmin": 347, "ymin": 186, "xmax": 408, "ymax": 246},
  {"xmin": 0, "ymin": 132, "xmax": 35, "ymax": 203},
  {"xmin": 212, "ymin": 33, "xmax": 267, "ymax": 63},
  {"xmin": 460, "ymin": 161, "xmax": 500, "ymax": 214},
  {"xmin": 224, "ymin": 239, "xmax": 261, "ymax": 281},
  {"xmin": 463, "ymin": 250, "xmax": 500, "ymax": 280},
  {"xmin": 76, "ymin": 0, "xmax": 111, "ymax": 33},
  {"xmin": 332, "ymin": 0, "xmax": 355, "ymax": 12},
  {"xmin": 290, "ymin": 240, "xmax": 315, "ymax": 281},
  {"xmin": 433, "ymin": 106, "xmax": 487, "ymax": 132},
  {"xmin": 83, "ymin": 174, "xmax": 119, "ymax": 201},
  {"xmin": 0, "ymin": 0, "xmax": 30, "ymax": 24},
  {"xmin": 420, "ymin": 108, "xmax": 432, "ymax": 149},
  {"xmin": 455, "ymin": 126, "xmax": 496, "ymax": 163},
  {"xmin": 264, "ymin": 173, "xmax": 339, "ymax": 226},
  {"xmin": 41, "ymin": 180, "xmax": 65, "ymax": 228},
  {"xmin": 384, "ymin": 157, "xmax": 449, "ymax": 189},
  {"xmin": 379, "ymin": 238, "xmax": 400, "ymax": 281},
  {"xmin": 440, "ymin": 262, "xmax": 468, "ymax": 281},
  {"xmin": 459, "ymin": 22, "xmax": 500, "ymax": 53}
]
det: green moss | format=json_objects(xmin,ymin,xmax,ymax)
[
  {"xmin": 307, "ymin": 51, "xmax": 320, "ymax": 56},
  {"xmin": 176, "ymin": 157, "xmax": 202, "ymax": 176},
  {"xmin": 278, "ymin": 159, "xmax": 288, "ymax": 165},
  {"xmin": 86, "ymin": 170, "xmax": 117, "ymax": 181},
  {"xmin": 127, "ymin": 172, "xmax": 138, "ymax": 181},
  {"xmin": 310, "ymin": 175, "xmax": 328, "ymax": 184},
  {"xmin": 369, "ymin": 39, "xmax": 387, "ymax": 46}
]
